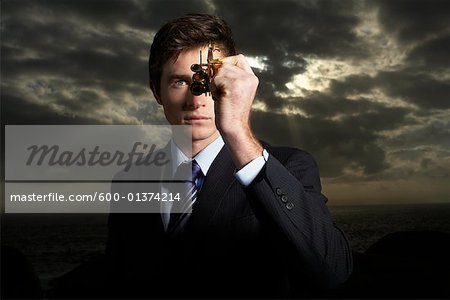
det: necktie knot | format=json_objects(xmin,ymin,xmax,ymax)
[
  {"xmin": 174, "ymin": 160, "xmax": 203, "ymax": 186},
  {"xmin": 191, "ymin": 160, "xmax": 203, "ymax": 186}
]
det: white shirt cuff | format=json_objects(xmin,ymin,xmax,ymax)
[{"xmin": 234, "ymin": 149, "xmax": 269, "ymax": 186}]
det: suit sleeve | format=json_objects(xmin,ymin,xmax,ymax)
[{"xmin": 245, "ymin": 150, "xmax": 353, "ymax": 289}]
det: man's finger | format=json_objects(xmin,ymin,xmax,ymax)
[{"xmin": 221, "ymin": 54, "xmax": 254, "ymax": 74}]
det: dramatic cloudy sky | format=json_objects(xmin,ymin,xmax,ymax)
[{"xmin": 2, "ymin": 0, "xmax": 449, "ymax": 205}]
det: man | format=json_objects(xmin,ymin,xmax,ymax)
[{"xmin": 107, "ymin": 14, "xmax": 352, "ymax": 298}]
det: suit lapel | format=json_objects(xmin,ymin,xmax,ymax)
[{"xmin": 188, "ymin": 146, "xmax": 236, "ymax": 233}]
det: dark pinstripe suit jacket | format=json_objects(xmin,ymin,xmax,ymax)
[{"xmin": 106, "ymin": 143, "xmax": 352, "ymax": 298}]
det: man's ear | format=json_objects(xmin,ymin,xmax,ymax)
[{"xmin": 149, "ymin": 81, "xmax": 162, "ymax": 105}]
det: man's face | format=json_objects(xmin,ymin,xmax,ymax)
[{"xmin": 155, "ymin": 46, "xmax": 222, "ymax": 145}]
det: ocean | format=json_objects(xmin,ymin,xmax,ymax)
[{"xmin": 2, "ymin": 203, "xmax": 450, "ymax": 291}]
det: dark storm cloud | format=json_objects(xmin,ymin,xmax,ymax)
[
  {"xmin": 1, "ymin": 13, "xmax": 149, "ymax": 85},
  {"xmin": 215, "ymin": 0, "xmax": 364, "ymax": 108},
  {"xmin": 1, "ymin": 94, "xmax": 103, "ymax": 125},
  {"xmin": 218, "ymin": 0, "xmax": 362, "ymax": 58},
  {"xmin": 388, "ymin": 147, "xmax": 450, "ymax": 181},
  {"xmin": 390, "ymin": 147, "xmax": 450, "ymax": 175},
  {"xmin": 1, "ymin": 0, "xmax": 212, "ymax": 35},
  {"xmin": 250, "ymin": 102, "xmax": 411, "ymax": 176},
  {"xmin": 292, "ymin": 92, "xmax": 406, "ymax": 119},
  {"xmin": 385, "ymin": 120, "xmax": 450, "ymax": 149},
  {"xmin": 56, "ymin": 90, "xmax": 105, "ymax": 112},
  {"xmin": 2, "ymin": 1, "xmax": 143, "ymax": 124},
  {"xmin": 373, "ymin": 0, "xmax": 450, "ymax": 102},
  {"xmin": 127, "ymin": 100, "xmax": 167, "ymax": 125},
  {"xmin": 377, "ymin": 72, "xmax": 450, "ymax": 110},
  {"xmin": 329, "ymin": 71, "xmax": 450, "ymax": 110},
  {"xmin": 406, "ymin": 34, "xmax": 450, "ymax": 70},
  {"xmin": 329, "ymin": 74, "xmax": 374, "ymax": 97},
  {"xmin": 375, "ymin": 0, "xmax": 450, "ymax": 44}
]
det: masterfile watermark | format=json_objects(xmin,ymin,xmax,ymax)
[
  {"xmin": 5, "ymin": 182, "xmax": 189, "ymax": 213},
  {"xmin": 4, "ymin": 125, "xmax": 194, "ymax": 213},
  {"xmin": 5, "ymin": 125, "xmax": 192, "ymax": 181},
  {"xmin": 25, "ymin": 142, "xmax": 169, "ymax": 172}
]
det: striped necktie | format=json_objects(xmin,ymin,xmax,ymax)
[{"xmin": 167, "ymin": 160, "xmax": 203, "ymax": 233}]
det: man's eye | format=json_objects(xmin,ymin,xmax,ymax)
[{"xmin": 174, "ymin": 79, "xmax": 188, "ymax": 86}]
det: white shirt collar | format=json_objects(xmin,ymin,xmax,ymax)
[
  {"xmin": 170, "ymin": 136, "xmax": 224, "ymax": 176},
  {"xmin": 170, "ymin": 139, "xmax": 189, "ymax": 177}
]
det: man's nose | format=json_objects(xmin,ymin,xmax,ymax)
[{"xmin": 186, "ymin": 92, "xmax": 207, "ymax": 109}]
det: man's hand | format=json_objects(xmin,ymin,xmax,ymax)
[{"xmin": 210, "ymin": 54, "xmax": 263, "ymax": 169}]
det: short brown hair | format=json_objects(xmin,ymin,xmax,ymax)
[{"xmin": 149, "ymin": 14, "xmax": 237, "ymax": 96}]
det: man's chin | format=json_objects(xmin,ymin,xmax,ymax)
[{"xmin": 191, "ymin": 129, "xmax": 219, "ymax": 143}]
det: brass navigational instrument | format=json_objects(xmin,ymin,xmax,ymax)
[{"xmin": 190, "ymin": 42, "xmax": 222, "ymax": 96}]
